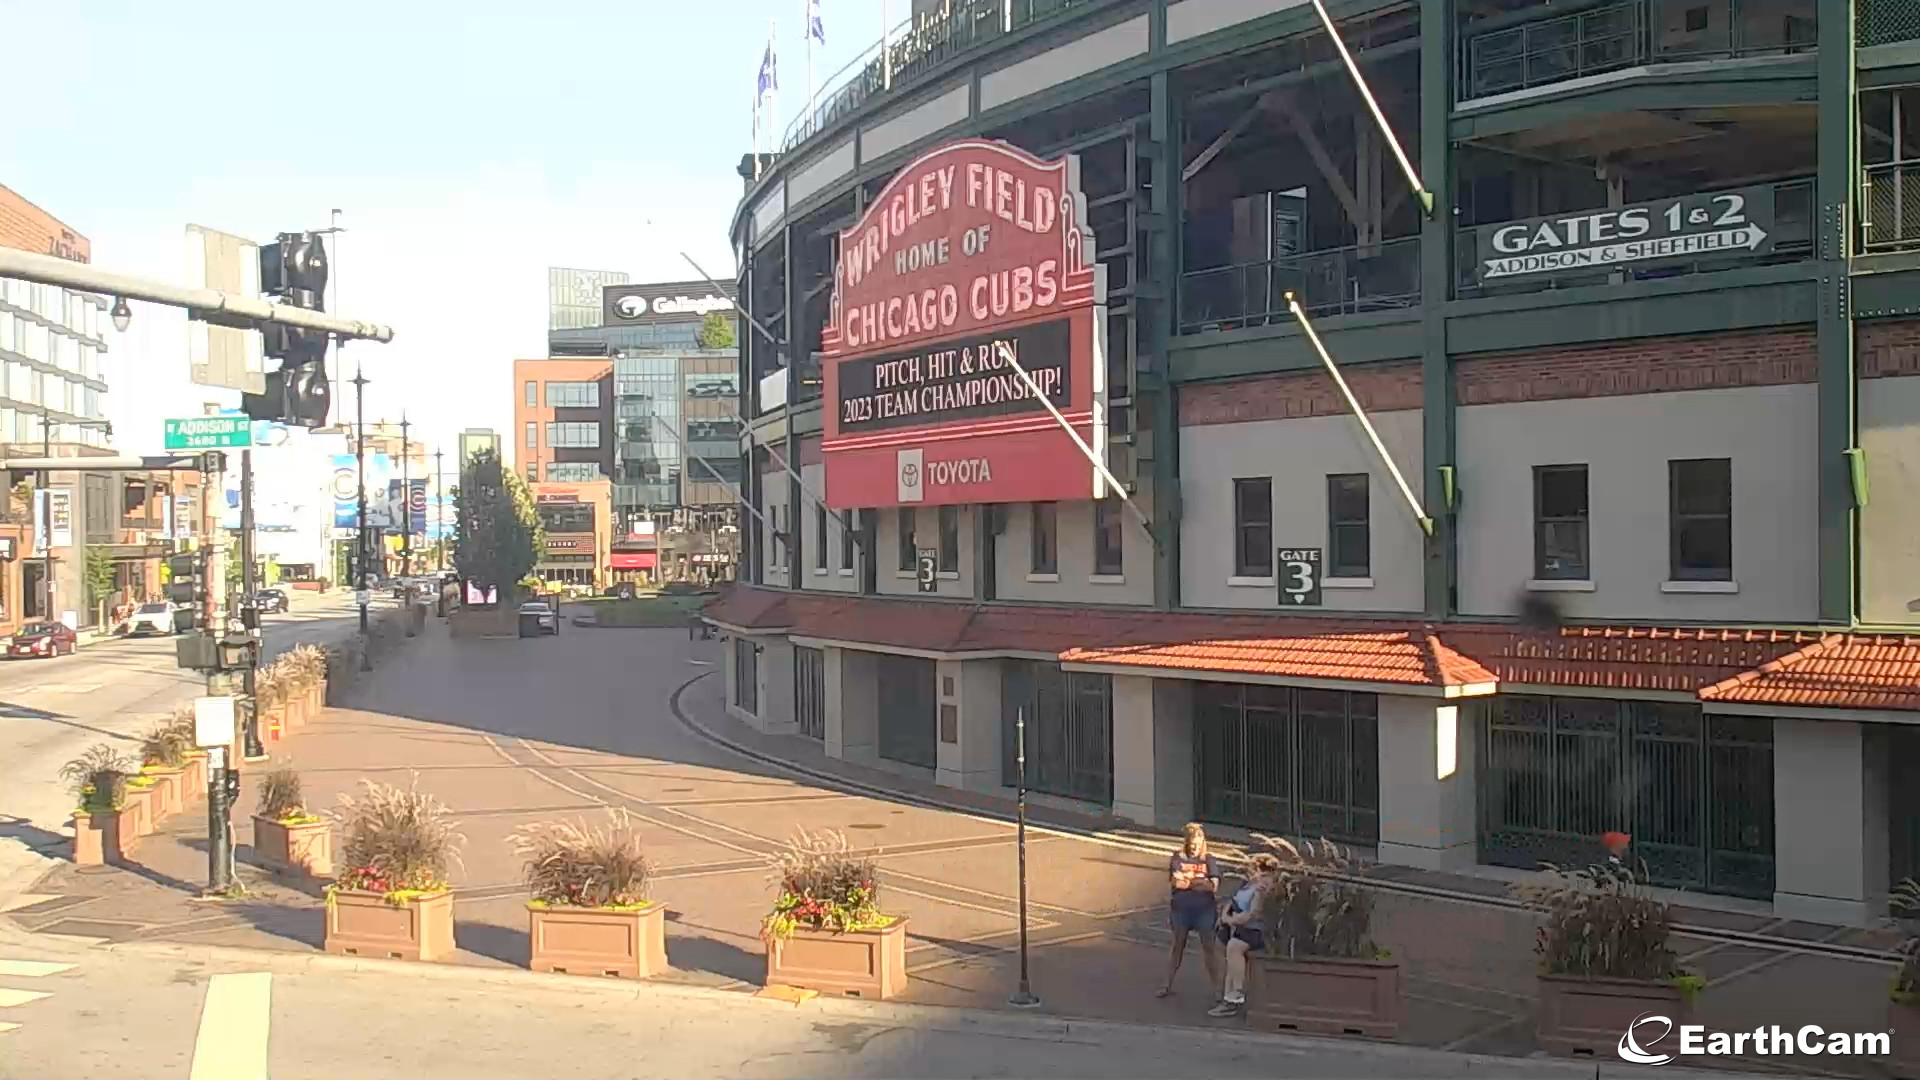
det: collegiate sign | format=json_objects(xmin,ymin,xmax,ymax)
[
  {"xmin": 821, "ymin": 139, "xmax": 1107, "ymax": 509},
  {"xmin": 1473, "ymin": 185, "xmax": 1777, "ymax": 282}
]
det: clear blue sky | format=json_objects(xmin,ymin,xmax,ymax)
[{"xmin": 1, "ymin": 0, "xmax": 888, "ymax": 458}]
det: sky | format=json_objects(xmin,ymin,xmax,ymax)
[{"xmin": 1, "ymin": 0, "xmax": 890, "ymax": 463}]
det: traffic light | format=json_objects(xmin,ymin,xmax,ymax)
[
  {"xmin": 166, "ymin": 552, "xmax": 205, "ymax": 630},
  {"xmin": 244, "ymin": 232, "xmax": 332, "ymax": 428}
]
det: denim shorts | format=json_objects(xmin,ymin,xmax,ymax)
[
  {"xmin": 1216, "ymin": 923, "xmax": 1265, "ymax": 951},
  {"xmin": 1169, "ymin": 900, "xmax": 1217, "ymax": 934}
]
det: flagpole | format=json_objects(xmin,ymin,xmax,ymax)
[
  {"xmin": 751, "ymin": 84, "xmax": 761, "ymax": 181},
  {"xmin": 881, "ymin": 0, "xmax": 891, "ymax": 90},
  {"xmin": 768, "ymin": 17, "xmax": 779, "ymax": 146},
  {"xmin": 805, "ymin": 0, "xmax": 815, "ymax": 121}
]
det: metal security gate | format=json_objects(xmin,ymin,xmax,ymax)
[
  {"xmin": 1893, "ymin": 728, "xmax": 1920, "ymax": 891},
  {"xmin": 1194, "ymin": 683, "xmax": 1379, "ymax": 846},
  {"xmin": 732, "ymin": 637, "xmax": 758, "ymax": 715},
  {"xmin": 876, "ymin": 654, "xmax": 937, "ymax": 769},
  {"xmin": 1002, "ymin": 662, "xmax": 1113, "ymax": 804},
  {"xmin": 794, "ymin": 646, "xmax": 825, "ymax": 740},
  {"xmin": 1478, "ymin": 696, "xmax": 1774, "ymax": 899}
]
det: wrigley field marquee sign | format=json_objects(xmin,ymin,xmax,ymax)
[
  {"xmin": 1472, "ymin": 184, "xmax": 1777, "ymax": 282},
  {"xmin": 821, "ymin": 138, "xmax": 1108, "ymax": 509}
]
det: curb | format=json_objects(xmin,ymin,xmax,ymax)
[{"xmin": 98, "ymin": 937, "xmax": 1627, "ymax": 1075}]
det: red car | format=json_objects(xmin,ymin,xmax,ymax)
[{"xmin": 8, "ymin": 621, "xmax": 77, "ymax": 659}]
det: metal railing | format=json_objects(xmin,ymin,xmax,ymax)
[
  {"xmin": 1860, "ymin": 0, "xmax": 1920, "ymax": 47},
  {"xmin": 781, "ymin": 0, "xmax": 1098, "ymax": 152},
  {"xmin": 1177, "ymin": 236, "xmax": 1422, "ymax": 334},
  {"xmin": 1456, "ymin": 176, "xmax": 1815, "ymax": 297},
  {"xmin": 1863, "ymin": 162, "xmax": 1920, "ymax": 251},
  {"xmin": 1457, "ymin": 0, "xmax": 1815, "ymax": 102}
]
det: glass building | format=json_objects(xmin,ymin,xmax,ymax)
[{"xmin": 613, "ymin": 354, "xmax": 681, "ymax": 514}]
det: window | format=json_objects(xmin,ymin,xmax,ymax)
[
  {"xmin": 733, "ymin": 636, "xmax": 758, "ymax": 714},
  {"xmin": 545, "ymin": 462, "xmax": 602, "ymax": 482},
  {"xmin": 524, "ymin": 422, "xmax": 537, "ymax": 449},
  {"xmin": 525, "ymin": 463, "xmax": 538, "ymax": 481},
  {"xmin": 937, "ymin": 505, "xmax": 959, "ymax": 573},
  {"xmin": 1030, "ymin": 503, "xmax": 1057, "ymax": 574},
  {"xmin": 897, "ymin": 507, "xmax": 917, "ymax": 570},
  {"xmin": 1232, "ymin": 478, "xmax": 1272, "ymax": 578},
  {"xmin": 814, "ymin": 504, "xmax": 828, "ymax": 570},
  {"xmin": 840, "ymin": 511, "xmax": 856, "ymax": 570},
  {"xmin": 524, "ymin": 380, "xmax": 536, "ymax": 407},
  {"xmin": 1327, "ymin": 474, "xmax": 1371, "ymax": 578},
  {"xmin": 545, "ymin": 381, "xmax": 601, "ymax": 408},
  {"xmin": 1534, "ymin": 465, "xmax": 1590, "ymax": 580},
  {"xmin": 545, "ymin": 422, "xmax": 601, "ymax": 448},
  {"xmin": 1670, "ymin": 458, "xmax": 1732, "ymax": 581},
  {"xmin": 1093, "ymin": 497, "xmax": 1123, "ymax": 576}
]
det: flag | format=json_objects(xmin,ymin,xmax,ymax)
[
  {"xmin": 806, "ymin": 0, "xmax": 824, "ymax": 46},
  {"xmin": 756, "ymin": 40, "xmax": 779, "ymax": 103}
]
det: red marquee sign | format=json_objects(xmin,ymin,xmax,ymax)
[{"xmin": 821, "ymin": 139, "xmax": 1107, "ymax": 509}]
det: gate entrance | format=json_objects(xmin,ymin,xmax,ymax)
[{"xmin": 1194, "ymin": 683, "xmax": 1379, "ymax": 846}]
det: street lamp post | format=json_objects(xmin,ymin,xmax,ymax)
[
  {"xmin": 399, "ymin": 415, "xmax": 411, "ymax": 578},
  {"xmin": 433, "ymin": 448, "xmax": 445, "ymax": 571},
  {"xmin": 353, "ymin": 367, "xmax": 371, "ymax": 670}
]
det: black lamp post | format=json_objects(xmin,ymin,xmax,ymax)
[
  {"xmin": 353, "ymin": 367, "xmax": 371, "ymax": 670},
  {"xmin": 1009, "ymin": 706, "xmax": 1041, "ymax": 1008},
  {"xmin": 433, "ymin": 448, "xmax": 445, "ymax": 570},
  {"xmin": 399, "ymin": 414, "xmax": 411, "ymax": 578}
]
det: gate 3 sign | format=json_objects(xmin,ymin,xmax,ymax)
[
  {"xmin": 1473, "ymin": 185, "xmax": 1777, "ymax": 282},
  {"xmin": 821, "ymin": 138, "xmax": 1108, "ymax": 509}
]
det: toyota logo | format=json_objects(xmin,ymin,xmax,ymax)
[
  {"xmin": 614, "ymin": 294, "xmax": 648, "ymax": 319},
  {"xmin": 900, "ymin": 462, "xmax": 920, "ymax": 488}
]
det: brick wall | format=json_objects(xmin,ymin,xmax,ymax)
[
  {"xmin": 1179, "ymin": 362, "xmax": 1424, "ymax": 426},
  {"xmin": 1455, "ymin": 328, "xmax": 1817, "ymax": 407},
  {"xmin": 1860, "ymin": 319, "xmax": 1920, "ymax": 379},
  {"xmin": 0, "ymin": 184, "xmax": 89, "ymax": 263}
]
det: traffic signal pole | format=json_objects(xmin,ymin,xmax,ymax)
[
  {"xmin": 201, "ymin": 453, "xmax": 237, "ymax": 895},
  {"xmin": 239, "ymin": 449, "xmax": 265, "ymax": 761}
]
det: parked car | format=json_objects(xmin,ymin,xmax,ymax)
[
  {"xmin": 254, "ymin": 588, "xmax": 290, "ymax": 614},
  {"xmin": 126, "ymin": 602, "xmax": 178, "ymax": 637},
  {"xmin": 8, "ymin": 621, "xmax": 77, "ymax": 658},
  {"xmin": 517, "ymin": 599, "xmax": 560, "ymax": 637}
]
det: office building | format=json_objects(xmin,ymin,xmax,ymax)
[{"xmin": 712, "ymin": 0, "xmax": 1920, "ymax": 928}]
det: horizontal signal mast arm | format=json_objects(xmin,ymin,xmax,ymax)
[{"xmin": 0, "ymin": 247, "xmax": 395, "ymax": 343}]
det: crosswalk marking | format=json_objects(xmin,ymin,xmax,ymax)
[
  {"xmin": 189, "ymin": 972, "xmax": 272, "ymax": 1080},
  {"xmin": 0, "ymin": 961, "xmax": 74, "ymax": 978},
  {"xmin": 0, "ymin": 988, "xmax": 52, "ymax": 1008}
]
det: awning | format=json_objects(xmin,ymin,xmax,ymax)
[{"xmin": 611, "ymin": 552, "xmax": 657, "ymax": 570}]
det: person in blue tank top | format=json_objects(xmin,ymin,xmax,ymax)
[{"xmin": 1208, "ymin": 852, "xmax": 1282, "ymax": 1017}]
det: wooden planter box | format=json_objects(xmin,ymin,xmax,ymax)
[
  {"xmin": 252, "ymin": 815, "xmax": 332, "ymax": 877},
  {"xmin": 1892, "ymin": 1000, "xmax": 1920, "ymax": 1080},
  {"xmin": 182, "ymin": 754, "xmax": 208, "ymax": 798},
  {"xmin": 142, "ymin": 766, "xmax": 186, "ymax": 819},
  {"xmin": 325, "ymin": 888, "xmax": 456, "ymax": 961},
  {"xmin": 71, "ymin": 809, "xmax": 133, "ymax": 866},
  {"xmin": 1537, "ymin": 974, "xmax": 1691, "ymax": 1057},
  {"xmin": 1247, "ymin": 954, "xmax": 1403, "ymax": 1039},
  {"xmin": 765, "ymin": 918, "xmax": 908, "ymax": 999},
  {"xmin": 528, "ymin": 903, "xmax": 668, "ymax": 978},
  {"xmin": 123, "ymin": 786, "xmax": 155, "ymax": 837}
]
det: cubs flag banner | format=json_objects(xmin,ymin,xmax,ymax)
[{"xmin": 752, "ymin": 22, "xmax": 779, "ymax": 175}]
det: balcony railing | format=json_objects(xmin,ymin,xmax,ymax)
[
  {"xmin": 1863, "ymin": 162, "xmax": 1920, "ymax": 251},
  {"xmin": 1860, "ymin": 0, "xmax": 1920, "ymax": 47},
  {"xmin": 1178, "ymin": 237, "xmax": 1422, "ymax": 334},
  {"xmin": 781, "ymin": 0, "xmax": 1098, "ymax": 152},
  {"xmin": 1456, "ymin": 176, "xmax": 1814, "ymax": 297},
  {"xmin": 1457, "ymin": 0, "xmax": 1814, "ymax": 102}
]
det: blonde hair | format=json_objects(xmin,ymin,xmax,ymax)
[
  {"xmin": 1246, "ymin": 852, "xmax": 1283, "ymax": 876},
  {"xmin": 1181, "ymin": 822, "xmax": 1208, "ymax": 855}
]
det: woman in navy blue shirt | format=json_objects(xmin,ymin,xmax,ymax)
[{"xmin": 1157, "ymin": 823, "xmax": 1222, "ymax": 998}]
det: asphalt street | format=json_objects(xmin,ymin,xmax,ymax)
[{"xmin": 0, "ymin": 590, "xmax": 381, "ymax": 901}]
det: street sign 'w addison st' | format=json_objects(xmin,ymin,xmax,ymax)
[{"xmin": 820, "ymin": 138, "xmax": 1109, "ymax": 509}]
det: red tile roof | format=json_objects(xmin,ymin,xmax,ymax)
[
  {"xmin": 1697, "ymin": 634, "xmax": 1920, "ymax": 711},
  {"xmin": 701, "ymin": 586, "xmax": 1920, "ymax": 711}
]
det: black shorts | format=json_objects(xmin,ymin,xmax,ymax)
[
  {"xmin": 1169, "ymin": 901, "xmax": 1216, "ymax": 934},
  {"xmin": 1216, "ymin": 923, "xmax": 1265, "ymax": 951}
]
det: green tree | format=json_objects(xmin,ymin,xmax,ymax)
[
  {"xmin": 84, "ymin": 547, "xmax": 116, "ymax": 610},
  {"xmin": 451, "ymin": 449, "xmax": 543, "ymax": 597},
  {"xmin": 696, "ymin": 311, "xmax": 737, "ymax": 350}
]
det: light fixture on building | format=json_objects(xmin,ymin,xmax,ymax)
[{"xmin": 109, "ymin": 297, "xmax": 132, "ymax": 333}]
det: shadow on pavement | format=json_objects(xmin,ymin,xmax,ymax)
[
  {"xmin": 0, "ymin": 815, "xmax": 69, "ymax": 855},
  {"xmin": 0, "ymin": 699, "xmax": 143, "ymax": 743},
  {"xmin": 663, "ymin": 925, "xmax": 763, "ymax": 984},
  {"xmin": 455, "ymin": 918, "xmax": 525, "ymax": 967}
]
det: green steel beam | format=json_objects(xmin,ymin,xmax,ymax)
[
  {"xmin": 1419, "ymin": 0, "xmax": 1455, "ymax": 618},
  {"xmin": 1451, "ymin": 66, "xmax": 1818, "ymax": 140},
  {"xmin": 1854, "ymin": 266, "xmax": 1920, "ymax": 316},
  {"xmin": 1816, "ymin": 0, "xmax": 1859, "ymax": 625},
  {"xmin": 1149, "ymin": 62, "xmax": 1183, "ymax": 611}
]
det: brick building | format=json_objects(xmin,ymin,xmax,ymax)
[{"xmin": 711, "ymin": 0, "xmax": 1920, "ymax": 929}]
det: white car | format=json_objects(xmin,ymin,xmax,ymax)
[{"xmin": 126, "ymin": 602, "xmax": 177, "ymax": 637}]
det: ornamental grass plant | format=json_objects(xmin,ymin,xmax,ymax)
[
  {"xmin": 1247, "ymin": 835, "xmax": 1384, "ymax": 961},
  {"xmin": 511, "ymin": 809, "xmax": 651, "ymax": 909},
  {"xmin": 329, "ymin": 778, "xmax": 463, "ymax": 902},
  {"xmin": 1515, "ymin": 859, "xmax": 1699, "ymax": 995},
  {"xmin": 258, "ymin": 767, "xmax": 319, "ymax": 825},
  {"xmin": 60, "ymin": 743, "xmax": 135, "ymax": 814},
  {"xmin": 761, "ymin": 827, "xmax": 888, "ymax": 942}
]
